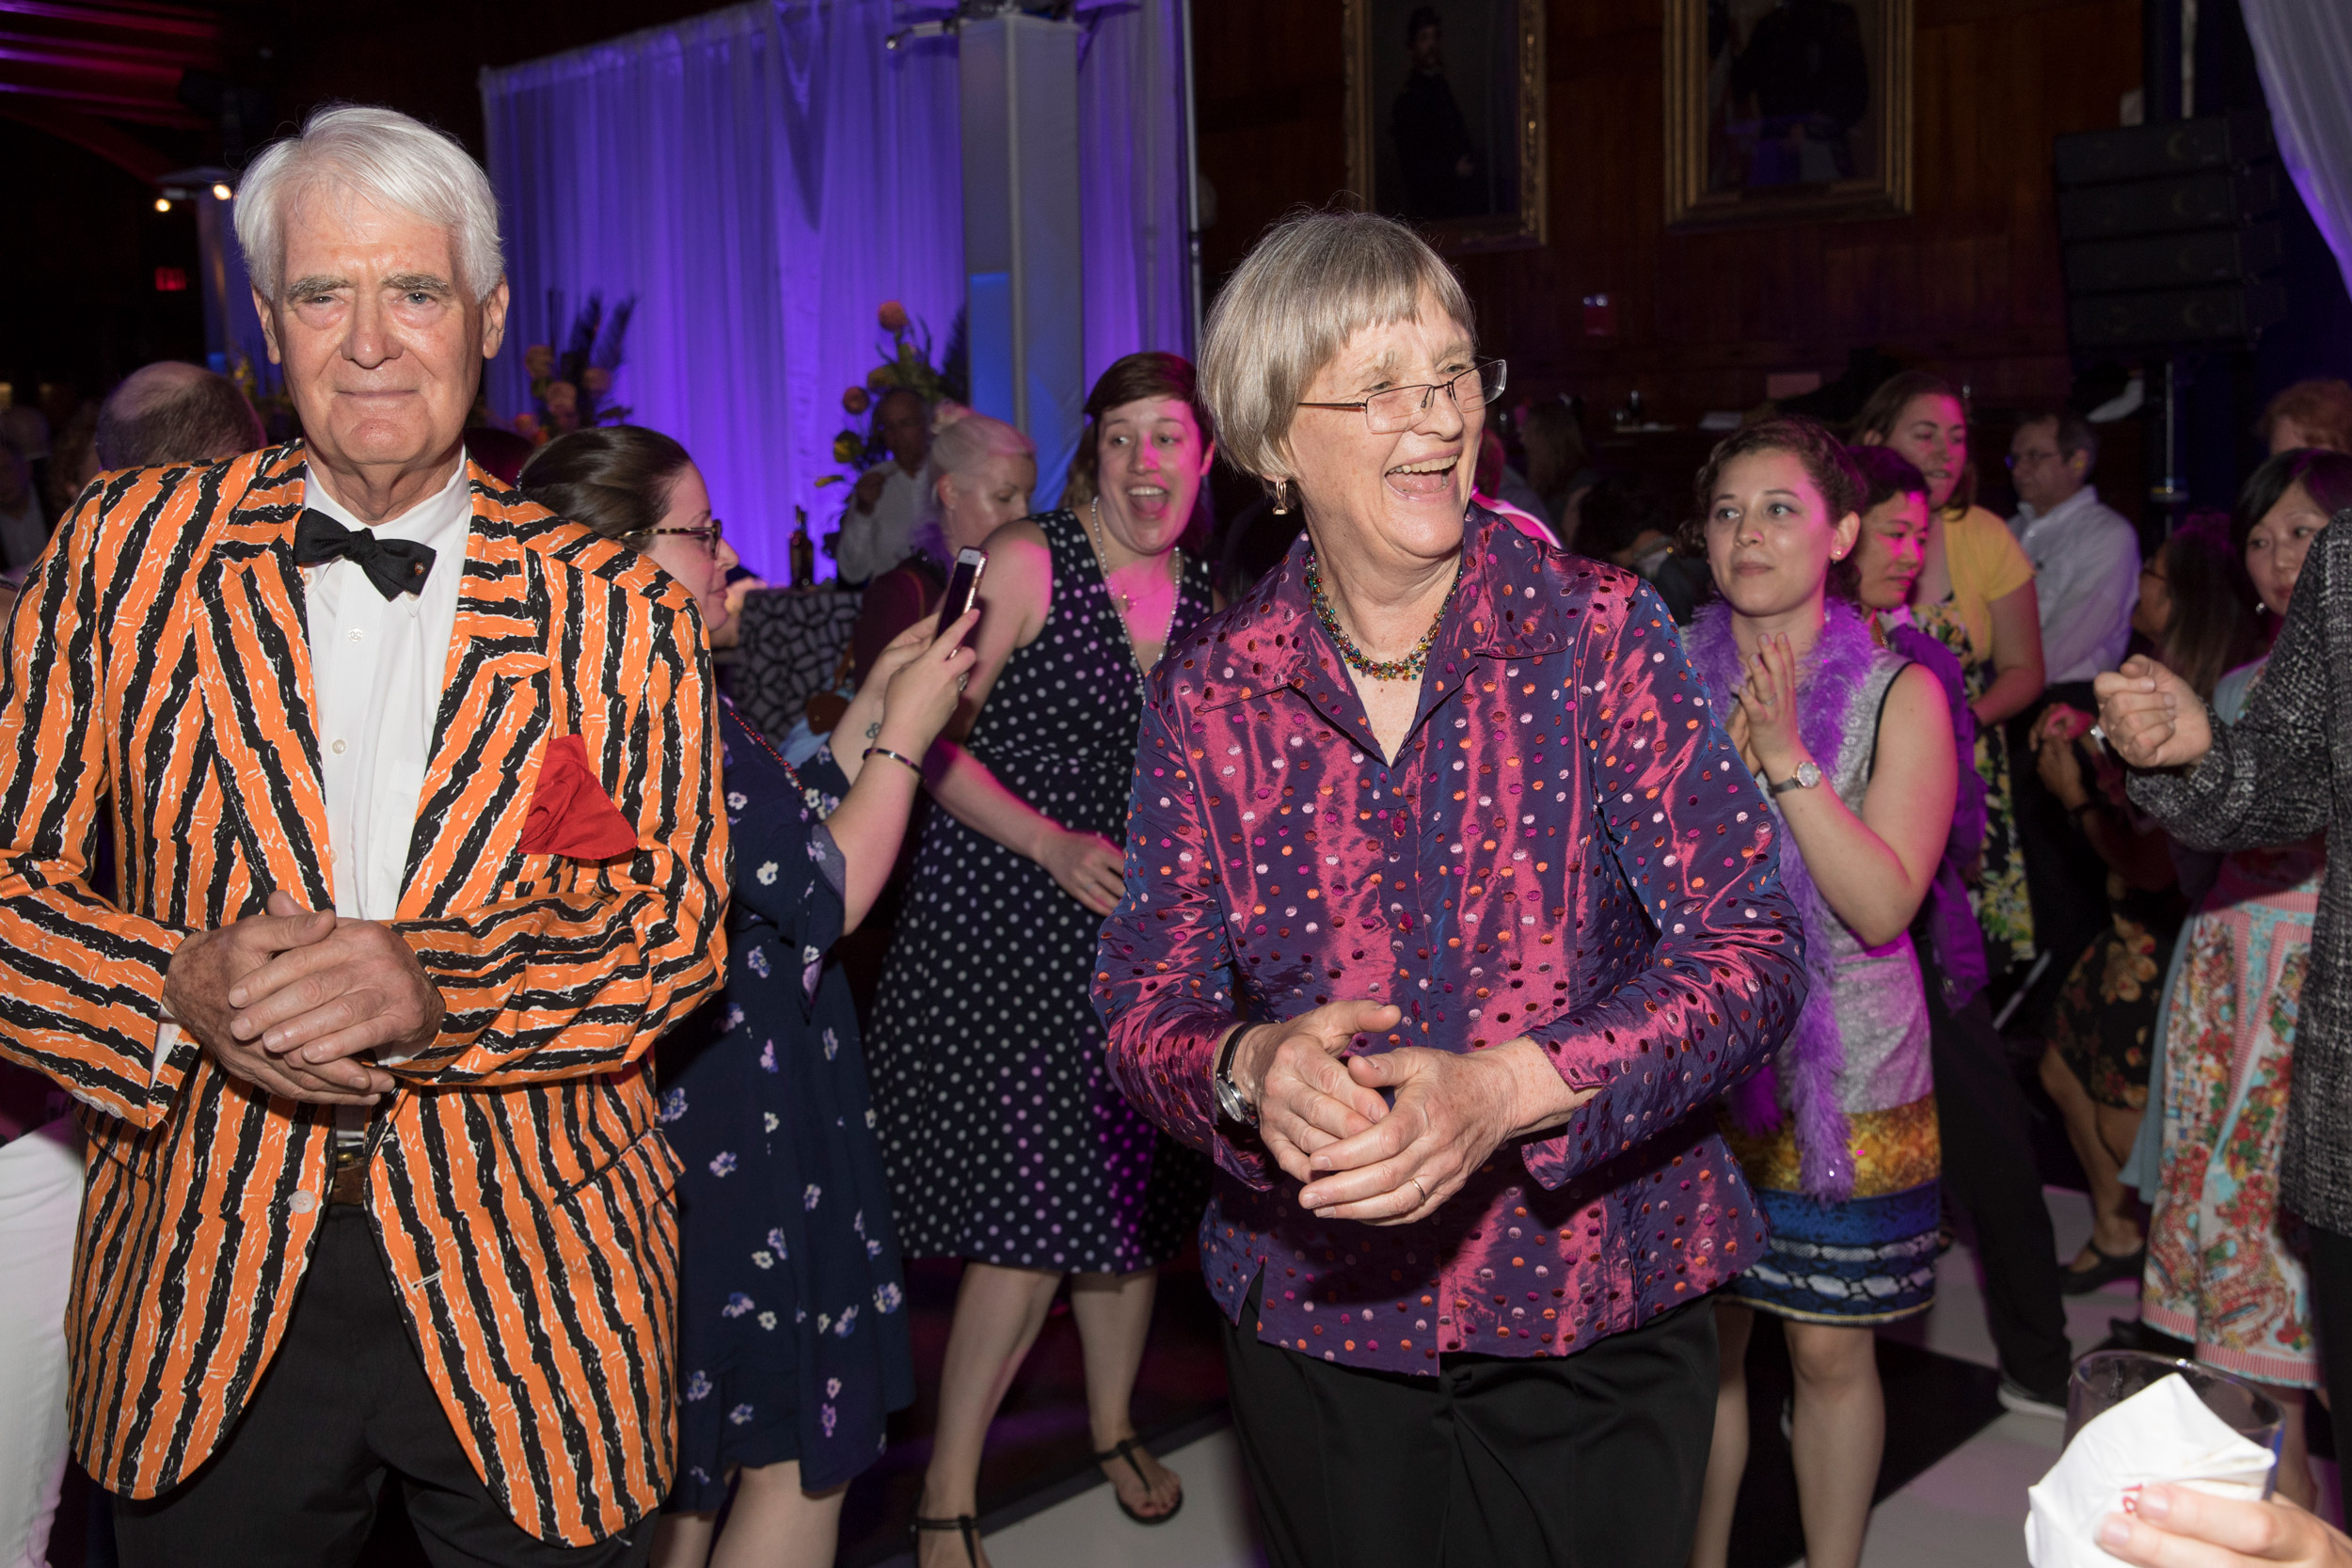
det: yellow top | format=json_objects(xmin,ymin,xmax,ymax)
[{"xmin": 1932, "ymin": 504, "xmax": 2036, "ymax": 663}]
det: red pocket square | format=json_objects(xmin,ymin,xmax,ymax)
[{"xmin": 521, "ymin": 735, "xmax": 639, "ymax": 860}]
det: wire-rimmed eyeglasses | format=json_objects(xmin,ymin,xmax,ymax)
[{"xmin": 1296, "ymin": 359, "xmax": 1508, "ymax": 434}]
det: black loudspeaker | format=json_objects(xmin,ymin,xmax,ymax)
[
  {"xmin": 2057, "ymin": 166, "xmax": 2281, "ymax": 242},
  {"xmin": 2053, "ymin": 110, "xmax": 2276, "ymax": 184},
  {"xmin": 2053, "ymin": 113, "xmax": 2286, "ymax": 353},
  {"xmin": 2069, "ymin": 281, "xmax": 2288, "ymax": 350},
  {"xmin": 2062, "ymin": 224, "xmax": 2282, "ymax": 294}
]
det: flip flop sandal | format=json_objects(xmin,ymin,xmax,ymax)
[
  {"xmin": 1094, "ymin": 1435, "xmax": 1184, "ymax": 1526},
  {"xmin": 911, "ymin": 1513, "xmax": 983, "ymax": 1567}
]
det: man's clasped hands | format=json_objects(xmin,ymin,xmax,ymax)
[{"xmin": 161, "ymin": 891, "xmax": 443, "ymax": 1104}]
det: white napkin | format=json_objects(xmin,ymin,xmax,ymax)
[{"xmin": 2026, "ymin": 1372, "xmax": 2278, "ymax": 1566}]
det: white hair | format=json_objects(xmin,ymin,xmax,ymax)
[
  {"xmin": 234, "ymin": 103, "xmax": 503, "ymax": 302},
  {"xmin": 910, "ymin": 404, "xmax": 1035, "ymax": 563}
]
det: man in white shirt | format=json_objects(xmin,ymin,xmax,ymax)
[
  {"xmin": 832, "ymin": 387, "xmax": 930, "ymax": 584},
  {"xmin": 2009, "ymin": 409, "xmax": 2139, "ymax": 685},
  {"xmin": 2007, "ymin": 408, "xmax": 2141, "ymax": 1027}
]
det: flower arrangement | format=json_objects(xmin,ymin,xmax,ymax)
[
  {"xmin": 513, "ymin": 292, "xmax": 637, "ymax": 445},
  {"xmin": 818, "ymin": 300, "xmax": 966, "ymax": 488}
]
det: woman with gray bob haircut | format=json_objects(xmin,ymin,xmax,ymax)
[{"xmin": 1093, "ymin": 209, "xmax": 1803, "ymax": 1566}]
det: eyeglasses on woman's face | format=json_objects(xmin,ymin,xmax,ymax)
[
  {"xmin": 654, "ymin": 517, "xmax": 725, "ymax": 557},
  {"xmin": 1297, "ymin": 359, "xmax": 1508, "ymax": 435}
]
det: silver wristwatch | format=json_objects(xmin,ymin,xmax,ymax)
[
  {"xmin": 1214, "ymin": 1028, "xmax": 1259, "ymax": 1127},
  {"xmin": 1767, "ymin": 759, "xmax": 1822, "ymax": 797}
]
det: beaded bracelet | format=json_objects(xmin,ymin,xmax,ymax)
[{"xmin": 864, "ymin": 745, "xmax": 926, "ymax": 782}]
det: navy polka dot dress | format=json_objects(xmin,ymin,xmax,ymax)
[
  {"xmin": 658, "ymin": 705, "xmax": 913, "ymax": 1508},
  {"xmin": 868, "ymin": 510, "xmax": 1213, "ymax": 1273}
]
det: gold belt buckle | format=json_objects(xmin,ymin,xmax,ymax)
[{"xmin": 327, "ymin": 1144, "xmax": 369, "ymax": 1206}]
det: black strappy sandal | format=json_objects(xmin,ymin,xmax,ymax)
[
  {"xmin": 911, "ymin": 1512, "xmax": 983, "ymax": 1566},
  {"xmin": 2059, "ymin": 1238, "xmax": 2145, "ymax": 1296},
  {"xmin": 1093, "ymin": 1435, "xmax": 1184, "ymax": 1526}
]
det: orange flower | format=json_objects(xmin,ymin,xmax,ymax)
[
  {"xmin": 523, "ymin": 343, "xmax": 555, "ymax": 377},
  {"xmin": 877, "ymin": 300, "xmax": 909, "ymax": 332},
  {"xmin": 842, "ymin": 386, "xmax": 871, "ymax": 415},
  {"xmin": 544, "ymin": 380, "xmax": 579, "ymax": 414},
  {"xmin": 581, "ymin": 366, "xmax": 612, "ymax": 395}
]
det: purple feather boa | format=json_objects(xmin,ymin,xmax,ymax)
[{"xmin": 1682, "ymin": 598, "xmax": 1882, "ymax": 1203}]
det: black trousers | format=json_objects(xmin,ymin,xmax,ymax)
[
  {"xmin": 2305, "ymin": 1222, "xmax": 2352, "ymax": 1468},
  {"xmin": 1221, "ymin": 1276, "xmax": 1718, "ymax": 1568},
  {"xmin": 1926, "ymin": 974, "xmax": 2074, "ymax": 1396},
  {"xmin": 113, "ymin": 1208, "xmax": 655, "ymax": 1568}
]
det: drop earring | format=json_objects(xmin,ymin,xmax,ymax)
[{"xmin": 1271, "ymin": 480, "xmax": 1292, "ymax": 516}]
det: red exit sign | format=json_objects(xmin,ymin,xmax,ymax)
[{"xmin": 154, "ymin": 267, "xmax": 188, "ymax": 292}]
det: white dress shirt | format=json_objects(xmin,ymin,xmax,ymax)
[
  {"xmin": 2012, "ymin": 484, "xmax": 2140, "ymax": 684},
  {"xmin": 833, "ymin": 463, "xmax": 924, "ymax": 584},
  {"xmin": 151, "ymin": 455, "xmax": 473, "ymax": 1092},
  {"xmin": 302, "ymin": 457, "xmax": 474, "ymax": 922}
]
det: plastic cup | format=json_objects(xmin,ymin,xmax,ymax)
[{"xmin": 2064, "ymin": 1349, "xmax": 2285, "ymax": 1498}]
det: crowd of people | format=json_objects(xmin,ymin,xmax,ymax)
[{"xmin": 8, "ymin": 100, "xmax": 2352, "ymax": 1568}]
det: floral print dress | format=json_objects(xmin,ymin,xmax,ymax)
[
  {"xmin": 1913, "ymin": 595, "xmax": 2035, "ymax": 974},
  {"xmin": 2143, "ymin": 658, "xmax": 2327, "ymax": 1387},
  {"xmin": 657, "ymin": 703, "xmax": 914, "ymax": 1508}
]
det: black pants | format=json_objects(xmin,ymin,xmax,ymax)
[
  {"xmin": 1926, "ymin": 974, "xmax": 2074, "ymax": 1396},
  {"xmin": 114, "ymin": 1208, "xmax": 655, "ymax": 1568},
  {"xmin": 1221, "ymin": 1276, "xmax": 1718, "ymax": 1568},
  {"xmin": 2306, "ymin": 1221, "xmax": 2352, "ymax": 1467}
]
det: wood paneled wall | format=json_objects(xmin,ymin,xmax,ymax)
[{"xmin": 1195, "ymin": 0, "xmax": 2142, "ymax": 423}]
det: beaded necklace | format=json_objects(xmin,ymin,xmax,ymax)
[{"xmin": 1305, "ymin": 551, "xmax": 1463, "ymax": 682}]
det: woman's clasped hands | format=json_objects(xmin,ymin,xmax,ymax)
[
  {"xmin": 1229, "ymin": 1002, "xmax": 1594, "ymax": 1227},
  {"xmin": 1723, "ymin": 631, "xmax": 1810, "ymax": 784}
]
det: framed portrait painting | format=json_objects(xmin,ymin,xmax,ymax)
[
  {"xmin": 1664, "ymin": 0, "xmax": 1914, "ymax": 230},
  {"xmin": 1343, "ymin": 0, "xmax": 1547, "ymax": 254}
]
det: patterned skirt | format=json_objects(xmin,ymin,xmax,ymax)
[
  {"xmin": 2049, "ymin": 903, "xmax": 2171, "ymax": 1111},
  {"xmin": 1724, "ymin": 1096, "xmax": 1941, "ymax": 1324},
  {"xmin": 2143, "ymin": 851, "xmax": 2325, "ymax": 1388}
]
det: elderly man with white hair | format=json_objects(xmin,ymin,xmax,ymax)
[{"xmin": 0, "ymin": 105, "xmax": 727, "ymax": 1565}]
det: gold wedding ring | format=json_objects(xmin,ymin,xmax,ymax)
[{"xmin": 1408, "ymin": 1176, "xmax": 1429, "ymax": 1205}]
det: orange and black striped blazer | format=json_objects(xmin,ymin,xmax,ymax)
[{"xmin": 0, "ymin": 444, "xmax": 728, "ymax": 1546}]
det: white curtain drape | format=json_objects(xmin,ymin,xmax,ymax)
[
  {"xmin": 2243, "ymin": 1, "xmax": 2352, "ymax": 301},
  {"xmin": 480, "ymin": 3, "xmax": 964, "ymax": 578},
  {"xmin": 482, "ymin": 0, "xmax": 1195, "ymax": 575},
  {"xmin": 1076, "ymin": 0, "xmax": 1196, "ymax": 390}
]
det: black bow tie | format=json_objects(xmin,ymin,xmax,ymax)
[{"xmin": 292, "ymin": 509, "xmax": 436, "ymax": 600}]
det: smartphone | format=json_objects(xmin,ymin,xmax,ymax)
[{"xmin": 937, "ymin": 547, "xmax": 987, "ymax": 638}]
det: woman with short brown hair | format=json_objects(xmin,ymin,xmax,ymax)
[{"xmin": 868, "ymin": 352, "xmax": 1219, "ymax": 1566}]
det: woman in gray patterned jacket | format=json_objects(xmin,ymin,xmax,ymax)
[{"xmin": 2098, "ymin": 496, "xmax": 2352, "ymax": 1484}]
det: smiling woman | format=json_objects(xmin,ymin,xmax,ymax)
[
  {"xmin": 863, "ymin": 353, "xmax": 1221, "ymax": 1564},
  {"xmin": 1092, "ymin": 209, "xmax": 1806, "ymax": 1568}
]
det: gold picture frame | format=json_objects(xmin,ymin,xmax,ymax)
[
  {"xmin": 1664, "ymin": 0, "xmax": 1913, "ymax": 231},
  {"xmin": 1343, "ymin": 0, "xmax": 1547, "ymax": 255}
]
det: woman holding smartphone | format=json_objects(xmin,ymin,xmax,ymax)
[
  {"xmin": 867, "ymin": 352, "xmax": 1216, "ymax": 1566},
  {"xmin": 517, "ymin": 428, "xmax": 979, "ymax": 1568}
]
